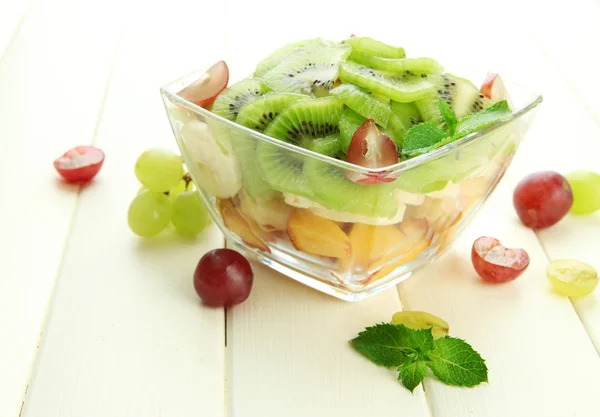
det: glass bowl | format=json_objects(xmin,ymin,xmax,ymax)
[{"xmin": 160, "ymin": 65, "xmax": 542, "ymax": 301}]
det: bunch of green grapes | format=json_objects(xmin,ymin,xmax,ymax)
[{"xmin": 127, "ymin": 148, "xmax": 210, "ymax": 238}]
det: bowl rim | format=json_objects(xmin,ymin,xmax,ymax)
[{"xmin": 160, "ymin": 66, "xmax": 543, "ymax": 175}]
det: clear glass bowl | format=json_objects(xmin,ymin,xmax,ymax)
[{"xmin": 160, "ymin": 66, "xmax": 542, "ymax": 301}]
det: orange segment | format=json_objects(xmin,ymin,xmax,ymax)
[
  {"xmin": 218, "ymin": 199, "xmax": 270, "ymax": 252},
  {"xmin": 287, "ymin": 209, "xmax": 351, "ymax": 260},
  {"xmin": 371, "ymin": 218, "xmax": 429, "ymax": 270},
  {"xmin": 364, "ymin": 232, "xmax": 433, "ymax": 285},
  {"xmin": 342, "ymin": 224, "xmax": 405, "ymax": 271}
]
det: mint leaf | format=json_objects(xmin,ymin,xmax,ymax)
[
  {"xmin": 350, "ymin": 323, "xmax": 434, "ymax": 367},
  {"xmin": 402, "ymin": 134, "xmax": 455, "ymax": 158},
  {"xmin": 398, "ymin": 361, "xmax": 427, "ymax": 392},
  {"xmin": 427, "ymin": 336, "xmax": 488, "ymax": 387},
  {"xmin": 438, "ymin": 98, "xmax": 457, "ymax": 136},
  {"xmin": 402, "ymin": 122, "xmax": 448, "ymax": 155},
  {"xmin": 454, "ymin": 100, "xmax": 511, "ymax": 138}
]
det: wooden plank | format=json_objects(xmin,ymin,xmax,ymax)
[
  {"xmin": 18, "ymin": 1, "xmax": 227, "ymax": 416},
  {"xmin": 398, "ymin": 184, "xmax": 600, "ymax": 417},
  {"xmin": 0, "ymin": 0, "xmax": 28, "ymax": 61},
  {"xmin": 227, "ymin": 263, "xmax": 430, "ymax": 417},
  {"xmin": 501, "ymin": 0, "xmax": 600, "ymax": 354},
  {"xmin": 0, "ymin": 0, "xmax": 125, "ymax": 416}
]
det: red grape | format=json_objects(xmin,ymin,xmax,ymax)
[
  {"xmin": 193, "ymin": 248, "xmax": 253, "ymax": 307},
  {"xmin": 176, "ymin": 60, "xmax": 229, "ymax": 108},
  {"xmin": 53, "ymin": 145, "xmax": 104, "ymax": 183},
  {"xmin": 344, "ymin": 119, "xmax": 398, "ymax": 184},
  {"xmin": 513, "ymin": 171, "xmax": 573, "ymax": 229},
  {"xmin": 471, "ymin": 236, "xmax": 530, "ymax": 283}
]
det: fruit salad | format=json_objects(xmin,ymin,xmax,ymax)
[{"xmin": 161, "ymin": 36, "xmax": 541, "ymax": 300}]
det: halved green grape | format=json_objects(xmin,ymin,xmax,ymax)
[
  {"xmin": 171, "ymin": 191, "xmax": 210, "ymax": 237},
  {"xmin": 134, "ymin": 148, "xmax": 183, "ymax": 192},
  {"xmin": 547, "ymin": 259, "xmax": 599, "ymax": 297},
  {"xmin": 566, "ymin": 170, "xmax": 600, "ymax": 215},
  {"xmin": 128, "ymin": 191, "xmax": 172, "ymax": 237},
  {"xmin": 391, "ymin": 311, "xmax": 449, "ymax": 339}
]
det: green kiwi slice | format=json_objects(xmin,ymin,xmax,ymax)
[
  {"xmin": 339, "ymin": 108, "xmax": 366, "ymax": 153},
  {"xmin": 385, "ymin": 101, "xmax": 422, "ymax": 148},
  {"xmin": 236, "ymin": 92, "xmax": 309, "ymax": 132},
  {"xmin": 309, "ymin": 135, "xmax": 341, "ymax": 158},
  {"xmin": 261, "ymin": 45, "xmax": 352, "ymax": 96},
  {"xmin": 212, "ymin": 78, "xmax": 268, "ymax": 121},
  {"xmin": 303, "ymin": 157, "xmax": 399, "ymax": 218},
  {"xmin": 345, "ymin": 36, "xmax": 406, "ymax": 59},
  {"xmin": 349, "ymin": 52, "xmax": 444, "ymax": 75},
  {"xmin": 231, "ymin": 135, "xmax": 277, "ymax": 201},
  {"xmin": 339, "ymin": 61, "xmax": 437, "ymax": 103},
  {"xmin": 414, "ymin": 74, "xmax": 492, "ymax": 125},
  {"xmin": 254, "ymin": 38, "xmax": 333, "ymax": 77},
  {"xmin": 330, "ymin": 83, "xmax": 392, "ymax": 127},
  {"xmin": 258, "ymin": 97, "xmax": 344, "ymax": 198}
]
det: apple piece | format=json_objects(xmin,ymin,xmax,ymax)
[
  {"xmin": 287, "ymin": 209, "xmax": 351, "ymax": 260},
  {"xmin": 471, "ymin": 236, "xmax": 530, "ymax": 283},
  {"xmin": 177, "ymin": 60, "xmax": 229, "ymax": 108},
  {"xmin": 345, "ymin": 119, "xmax": 399, "ymax": 184},
  {"xmin": 218, "ymin": 199, "xmax": 270, "ymax": 253}
]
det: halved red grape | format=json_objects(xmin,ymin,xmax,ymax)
[
  {"xmin": 471, "ymin": 236, "xmax": 530, "ymax": 283},
  {"xmin": 193, "ymin": 248, "xmax": 253, "ymax": 307},
  {"xmin": 345, "ymin": 119, "xmax": 399, "ymax": 184},
  {"xmin": 177, "ymin": 60, "xmax": 229, "ymax": 108},
  {"xmin": 53, "ymin": 145, "xmax": 104, "ymax": 183},
  {"xmin": 513, "ymin": 171, "xmax": 573, "ymax": 229}
]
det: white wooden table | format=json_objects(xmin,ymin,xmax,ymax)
[{"xmin": 1, "ymin": 0, "xmax": 599, "ymax": 416}]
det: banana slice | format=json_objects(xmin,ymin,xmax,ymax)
[
  {"xmin": 237, "ymin": 190, "xmax": 292, "ymax": 232},
  {"xmin": 283, "ymin": 192, "xmax": 407, "ymax": 226},
  {"xmin": 180, "ymin": 119, "xmax": 242, "ymax": 199}
]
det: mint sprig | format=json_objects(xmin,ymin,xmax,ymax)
[
  {"xmin": 350, "ymin": 323, "xmax": 488, "ymax": 393},
  {"xmin": 401, "ymin": 99, "xmax": 511, "ymax": 159},
  {"xmin": 437, "ymin": 97, "xmax": 457, "ymax": 137}
]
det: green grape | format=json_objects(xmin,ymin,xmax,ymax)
[
  {"xmin": 566, "ymin": 170, "xmax": 600, "ymax": 215},
  {"xmin": 547, "ymin": 259, "xmax": 598, "ymax": 297},
  {"xmin": 134, "ymin": 148, "xmax": 183, "ymax": 192},
  {"xmin": 171, "ymin": 190, "xmax": 210, "ymax": 237},
  {"xmin": 169, "ymin": 176, "xmax": 189, "ymax": 201},
  {"xmin": 128, "ymin": 190, "xmax": 172, "ymax": 237},
  {"xmin": 391, "ymin": 311, "xmax": 449, "ymax": 339}
]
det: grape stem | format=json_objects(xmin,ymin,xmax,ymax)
[{"xmin": 183, "ymin": 173, "xmax": 192, "ymax": 190}]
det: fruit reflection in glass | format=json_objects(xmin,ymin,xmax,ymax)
[{"xmin": 160, "ymin": 36, "xmax": 543, "ymax": 301}]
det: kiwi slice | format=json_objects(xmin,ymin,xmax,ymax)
[
  {"xmin": 345, "ymin": 36, "xmax": 406, "ymax": 59},
  {"xmin": 263, "ymin": 96, "xmax": 344, "ymax": 144},
  {"xmin": 212, "ymin": 78, "xmax": 268, "ymax": 121},
  {"xmin": 330, "ymin": 83, "xmax": 392, "ymax": 127},
  {"xmin": 236, "ymin": 92, "xmax": 309, "ymax": 132},
  {"xmin": 261, "ymin": 45, "xmax": 352, "ymax": 96},
  {"xmin": 339, "ymin": 61, "xmax": 437, "ymax": 103},
  {"xmin": 339, "ymin": 108, "xmax": 366, "ymax": 153},
  {"xmin": 385, "ymin": 101, "xmax": 422, "ymax": 148},
  {"xmin": 303, "ymin": 157, "xmax": 398, "ymax": 218},
  {"xmin": 309, "ymin": 135, "xmax": 341, "ymax": 158},
  {"xmin": 414, "ymin": 74, "xmax": 492, "ymax": 125},
  {"xmin": 258, "ymin": 97, "xmax": 344, "ymax": 198},
  {"xmin": 349, "ymin": 52, "xmax": 444, "ymax": 75},
  {"xmin": 254, "ymin": 38, "xmax": 332, "ymax": 77}
]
